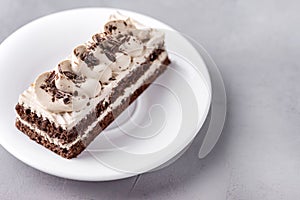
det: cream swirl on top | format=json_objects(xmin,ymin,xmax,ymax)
[{"xmin": 33, "ymin": 15, "xmax": 165, "ymax": 113}]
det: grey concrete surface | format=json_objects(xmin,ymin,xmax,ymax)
[{"xmin": 1, "ymin": 0, "xmax": 300, "ymax": 199}]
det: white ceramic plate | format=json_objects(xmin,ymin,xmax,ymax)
[{"xmin": 0, "ymin": 8, "xmax": 211, "ymax": 181}]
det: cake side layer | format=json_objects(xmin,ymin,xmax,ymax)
[
  {"xmin": 15, "ymin": 55, "xmax": 169, "ymax": 149},
  {"xmin": 16, "ymin": 50, "xmax": 167, "ymax": 144},
  {"xmin": 15, "ymin": 57, "xmax": 170, "ymax": 158}
]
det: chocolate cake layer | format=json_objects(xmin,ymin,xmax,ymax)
[
  {"xmin": 16, "ymin": 57, "xmax": 170, "ymax": 158},
  {"xmin": 16, "ymin": 49, "xmax": 167, "ymax": 145}
]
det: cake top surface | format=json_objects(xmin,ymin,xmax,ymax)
[{"xmin": 25, "ymin": 13, "xmax": 165, "ymax": 114}]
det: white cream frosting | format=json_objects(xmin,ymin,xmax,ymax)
[
  {"xmin": 27, "ymin": 14, "xmax": 164, "ymax": 114},
  {"xmin": 18, "ymin": 14, "xmax": 167, "ymax": 131}
]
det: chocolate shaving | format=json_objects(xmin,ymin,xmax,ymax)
[
  {"xmin": 55, "ymin": 90, "xmax": 65, "ymax": 99},
  {"xmin": 106, "ymin": 24, "xmax": 117, "ymax": 34},
  {"xmin": 92, "ymin": 34, "xmax": 105, "ymax": 43},
  {"xmin": 45, "ymin": 71, "xmax": 56, "ymax": 84},
  {"xmin": 106, "ymin": 38, "xmax": 119, "ymax": 46},
  {"xmin": 63, "ymin": 71, "xmax": 85, "ymax": 84},
  {"xmin": 63, "ymin": 71, "xmax": 76, "ymax": 79},
  {"xmin": 53, "ymin": 90, "xmax": 72, "ymax": 105},
  {"xmin": 73, "ymin": 49, "xmax": 80, "ymax": 57},
  {"xmin": 104, "ymin": 51, "xmax": 116, "ymax": 62},
  {"xmin": 87, "ymin": 42, "xmax": 98, "ymax": 51},
  {"xmin": 108, "ymin": 77, "xmax": 116, "ymax": 81},
  {"xmin": 83, "ymin": 52, "xmax": 100, "ymax": 68},
  {"xmin": 63, "ymin": 97, "xmax": 71, "ymax": 104},
  {"xmin": 97, "ymin": 34, "xmax": 129, "ymax": 62}
]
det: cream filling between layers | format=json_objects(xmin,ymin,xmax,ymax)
[{"xmin": 17, "ymin": 54, "xmax": 167, "ymax": 150}]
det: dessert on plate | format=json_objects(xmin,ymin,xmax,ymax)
[{"xmin": 15, "ymin": 13, "xmax": 171, "ymax": 159}]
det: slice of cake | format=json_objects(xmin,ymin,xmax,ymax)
[{"xmin": 15, "ymin": 14, "xmax": 170, "ymax": 159}]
